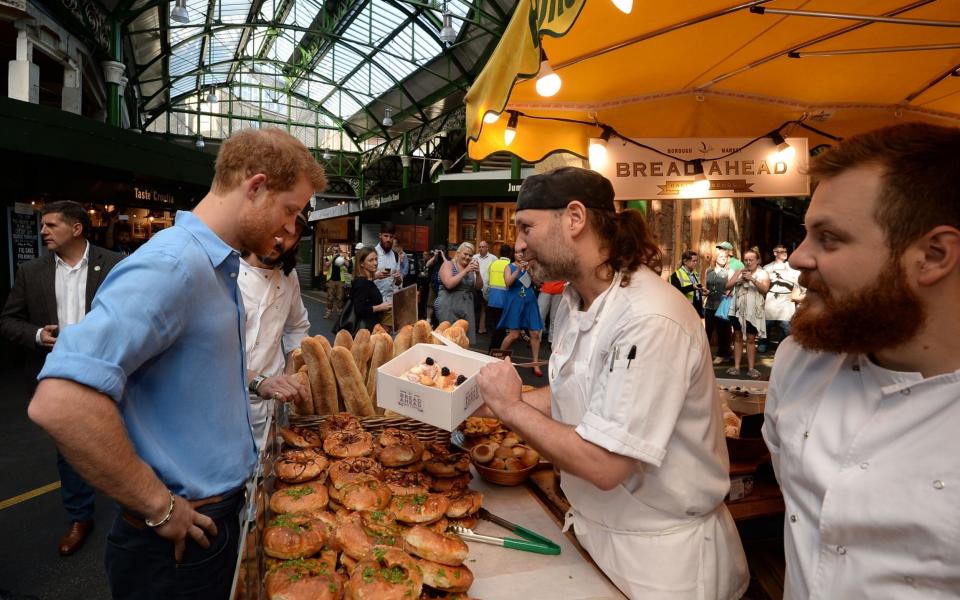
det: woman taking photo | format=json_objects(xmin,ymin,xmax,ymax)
[
  {"xmin": 725, "ymin": 248, "xmax": 769, "ymax": 378},
  {"xmin": 497, "ymin": 252, "xmax": 544, "ymax": 377},
  {"xmin": 349, "ymin": 246, "xmax": 392, "ymax": 331},
  {"xmin": 437, "ymin": 242, "xmax": 483, "ymax": 344}
]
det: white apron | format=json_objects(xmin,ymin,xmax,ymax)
[{"xmin": 550, "ymin": 272, "xmax": 748, "ymax": 600}]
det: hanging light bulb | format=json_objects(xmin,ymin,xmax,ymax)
[
  {"xmin": 195, "ymin": 135, "xmax": 205, "ymax": 150},
  {"xmin": 382, "ymin": 107, "xmax": 394, "ymax": 128},
  {"xmin": 611, "ymin": 0, "xmax": 632, "ymax": 14},
  {"xmin": 504, "ymin": 112, "xmax": 519, "ymax": 146},
  {"xmin": 483, "ymin": 111, "xmax": 501, "ymax": 125},
  {"xmin": 439, "ymin": 10, "xmax": 457, "ymax": 46},
  {"xmin": 535, "ymin": 49, "xmax": 561, "ymax": 97},
  {"xmin": 690, "ymin": 159, "xmax": 710, "ymax": 195},
  {"xmin": 206, "ymin": 87, "xmax": 218, "ymax": 104},
  {"xmin": 171, "ymin": 0, "xmax": 190, "ymax": 23},
  {"xmin": 588, "ymin": 127, "xmax": 613, "ymax": 170},
  {"xmin": 322, "ymin": 150, "xmax": 333, "ymax": 160},
  {"xmin": 770, "ymin": 131, "xmax": 795, "ymax": 161}
]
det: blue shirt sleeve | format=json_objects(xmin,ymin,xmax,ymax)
[{"xmin": 39, "ymin": 248, "xmax": 191, "ymax": 403}]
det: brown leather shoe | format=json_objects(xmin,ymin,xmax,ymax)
[{"xmin": 58, "ymin": 520, "xmax": 94, "ymax": 556}]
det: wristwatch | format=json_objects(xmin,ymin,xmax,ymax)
[{"xmin": 249, "ymin": 374, "xmax": 267, "ymax": 396}]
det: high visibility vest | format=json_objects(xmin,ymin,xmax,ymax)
[
  {"xmin": 325, "ymin": 255, "xmax": 349, "ymax": 282},
  {"xmin": 488, "ymin": 258, "xmax": 509, "ymax": 290},
  {"xmin": 674, "ymin": 267, "xmax": 697, "ymax": 302}
]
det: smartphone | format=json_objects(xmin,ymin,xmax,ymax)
[{"xmin": 384, "ymin": 268, "xmax": 392, "ymax": 273}]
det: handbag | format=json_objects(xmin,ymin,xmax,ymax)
[
  {"xmin": 333, "ymin": 297, "xmax": 358, "ymax": 334},
  {"xmin": 714, "ymin": 295, "xmax": 733, "ymax": 322}
]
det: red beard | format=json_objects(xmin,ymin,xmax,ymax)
[{"xmin": 791, "ymin": 260, "xmax": 925, "ymax": 355}]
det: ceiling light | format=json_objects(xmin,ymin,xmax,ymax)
[
  {"xmin": 483, "ymin": 111, "xmax": 500, "ymax": 125},
  {"xmin": 535, "ymin": 49, "xmax": 561, "ymax": 97},
  {"xmin": 171, "ymin": 0, "xmax": 190, "ymax": 23},
  {"xmin": 439, "ymin": 10, "xmax": 457, "ymax": 46},
  {"xmin": 504, "ymin": 111, "xmax": 519, "ymax": 146},
  {"xmin": 195, "ymin": 136, "xmax": 205, "ymax": 150},
  {"xmin": 322, "ymin": 150, "xmax": 333, "ymax": 160},
  {"xmin": 382, "ymin": 107, "xmax": 394, "ymax": 128},
  {"xmin": 611, "ymin": 0, "xmax": 633, "ymax": 14},
  {"xmin": 770, "ymin": 131, "xmax": 795, "ymax": 161},
  {"xmin": 206, "ymin": 87, "xmax": 217, "ymax": 104},
  {"xmin": 588, "ymin": 127, "xmax": 613, "ymax": 170}
]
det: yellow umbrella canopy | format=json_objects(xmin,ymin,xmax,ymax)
[{"xmin": 466, "ymin": 0, "xmax": 960, "ymax": 162}]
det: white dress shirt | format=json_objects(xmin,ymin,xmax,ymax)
[
  {"xmin": 375, "ymin": 243, "xmax": 400, "ymax": 301},
  {"xmin": 475, "ymin": 252, "xmax": 498, "ymax": 295},
  {"xmin": 764, "ymin": 338, "xmax": 960, "ymax": 599},
  {"xmin": 763, "ymin": 260, "xmax": 799, "ymax": 321},
  {"xmin": 39, "ymin": 242, "xmax": 90, "ymax": 345}
]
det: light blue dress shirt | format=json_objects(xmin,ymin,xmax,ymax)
[{"xmin": 39, "ymin": 211, "xmax": 257, "ymax": 499}]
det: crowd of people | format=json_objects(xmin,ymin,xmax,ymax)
[{"xmin": 2, "ymin": 122, "xmax": 958, "ymax": 600}]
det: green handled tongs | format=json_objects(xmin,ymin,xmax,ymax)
[{"xmin": 449, "ymin": 508, "xmax": 561, "ymax": 555}]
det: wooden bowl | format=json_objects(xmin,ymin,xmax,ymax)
[{"xmin": 472, "ymin": 461, "xmax": 537, "ymax": 486}]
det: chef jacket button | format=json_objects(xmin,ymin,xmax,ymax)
[
  {"xmin": 803, "ymin": 431, "xmax": 810, "ymax": 439},
  {"xmin": 933, "ymin": 480, "xmax": 945, "ymax": 490},
  {"xmin": 904, "ymin": 575, "xmax": 915, "ymax": 586},
  {"xmin": 852, "ymin": 364, "xmax": 860, "ymax": 372},
  {"xmin": 859, "ymin": 462, "xmax": 869, "ymax": 470},
  {"xmin": 836, "ymin": 545, "xmax": 847, "ymax": 555},
  {"xmin": 789, "ymin": 514, "xmax": 797, "ymax": 523},
  {"xmin": 230, "ymin": 272, "xmax": 237, "ymax": 278},
  {"xmin": 900, "ymin": 388, "xmax": 911, "ymax": 396}
]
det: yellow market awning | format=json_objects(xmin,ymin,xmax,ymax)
[{"xmin": 466, "ymin": 0, "xmax": 960, "ymax": 162}]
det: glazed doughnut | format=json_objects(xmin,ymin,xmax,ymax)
[
  {"xmin": 389, "ymin": 493, "xmax": 450, "ymax": 525},
  {"xmin": 340, "ymin": 478, "xmax": 392, "ymax": 512},
  {"xmin": 424, "ymin": 452, "xmax": 470, "ymax": 478},
  {"xmin": 320, "ymin": 412, "xmax": 362, "ymax": 441},
  {"xmin": 269, "ymin": 479, "xmax": 329, "ymax": 514},
  {"xmin": 265, "ymin": 558, "xmax": 344, "ymax": 600},
  {"xmin": 402, "ymin": 524, "xmax": 469, "ymax": 566},
  {"xmin": 324, "ymin": 430, "xmax": 374, "ymax": 458},
  {"xmin": 334, "ymin": 515, "xmax": 375, "ymax": 561},
  {"xmin": 447, "ymin": 515, "xmax": 479, "ymax": 530},
  {"xmin": 263, "ymin": 514, "xmax": 329, "ymax": 560},
  {"xmin": 276, "ymin": 449, "xmax": 329, "ymax": 483},
  {"xmin": 382, "ymin": 470, "xmax": 432, "ymax": 496},
  {"xmin": 429, "ymin": 473, "xmax": 472, "ymax": 493},
  {"xmin": 345, "ymin": 546, "xmax": 424, "ymax": 600},
  {"xmin": 443, "ymin": 488, "xmax": 482, "ymax": 519},
  {"xmin": 328, "ymin": 457, "xmax": 383, "ymax": 489},
  {"xmin": 359, "ymin": 509, "xmax": 401, "ymax": 538},
  {"xmin": 279, "ymin": 426, "xmax": 322, "ymax": 449},
  {"xmin": 417, "ymin": 557, "xmax": 474, "ymax": 593}
]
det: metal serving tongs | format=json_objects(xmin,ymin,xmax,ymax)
[{"xmin": 449, "ymin": 508, "xmax": 561, "ymax": 555}]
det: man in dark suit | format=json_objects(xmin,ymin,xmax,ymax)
[{"xmin": 0, "ymin": 200, "xmax": 122, "ymax": 556}]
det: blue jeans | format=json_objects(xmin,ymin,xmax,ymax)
[
  {"xmin": 57, "ymin": 451, "xmax": 95, "ymax": 522},
  {"xmin": 105, "ymin": 487, "xmax": 244, "ymax": 600}
]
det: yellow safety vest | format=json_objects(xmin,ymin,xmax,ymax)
[
  {"xmin": 325, "ymin": 255, "xmax": 349, "ymax": 282},
  {"xmin": 488, "ymin": 258, "xmax": 509, "ymax": 290},
  {"xmin": 674, "ymin": 267, "xmax": 697, "ymax": 302}
]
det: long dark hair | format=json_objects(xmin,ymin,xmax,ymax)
[{"xmin": 588, "ymin": 209, "xmax": 662, "ymax": 286}]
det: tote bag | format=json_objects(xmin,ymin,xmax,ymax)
[{"xmin": 714, "ymin": 295, "xmax": 733, "ymax": 322}]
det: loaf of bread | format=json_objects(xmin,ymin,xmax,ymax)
[
  {"xmin": 372, "ymin": 324, "xmax": 388, "ymax": 336},
  {"xmin": 334, "ymin": 329, "xmax": 353, "ymax": 349},
  {"xmin": 314, "ymin": 334, "xmax": 332, "ymax": 357},
  {"xmin": 293, "ymin": 366, "xmax": 313, "ymax": 416},
  {"xmin": 412, "ymin": 320, "xmax": 433, "ymax": 347},
  {"xmin": 301, "ymin": 337, "xmax": 338, "ymax": 415},
  {"xmin": 330, "ymin": 346, "xmax": 375, "ymax": 416},
  {"xmin": 394, "ymin": 325, "xmax": 413, "ymax": 358},
  {"xmin": 366, "ymin": 333, "xmax": 394, "ymax": 412},
  {"xmin": 290, "ymin": 348, "xmax": 305, "ymax": 373},
  {"xmin": 354, "ymin": 328, "xmax": 371, "ymax": 347},
  {"xmin": 351, "ymin": 337, "xmax": 374, "ymax": 382}
]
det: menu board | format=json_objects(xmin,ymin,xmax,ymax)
[{"xmin": 7, "ymin": 206, "xmax": 40, "ymax": 287}]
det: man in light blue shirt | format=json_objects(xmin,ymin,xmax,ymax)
[{"xmin": 28, "ymin": 128, "xmax": 326, "ymax": 600}]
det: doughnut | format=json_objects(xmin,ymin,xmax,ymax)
[
  {"xmin": 429, "ymin": 473, "xmax": 472, "ymax": 493},
  {"xmin": 279, "ymin": 426, "xmax": 322, "ymax": 449},
  {"xmin": 417, "ymin": 557, "xmax": 474, "ymax": 593},
  {"xmin": 377, "ymin": 430, "xmax": 425, "ymax": 467},
  {"xmin": 382, "ymin": 470, "xmax": 432, "ymax": 496},
  {"xmin": 443, "ymin": 488, "xmax": 482, "ymax": 519},
  {"xmin": 340, "ymin": 553, "xmax": 359, "ymax": 575},
  {"xmin": 324, "ymin": 430, "xmax": 374, "ymax": 458},
  {"xmin": 335, "ymin": 516, "xmax": 375, "ymax": 561},
  {"xmin": 424, "ymin": 452, "xmax": 470, "ymax": 479},
  {"xmin": 388, "ymin": 460, "xmax": 425, "ymax": 473},
  {"xmin": 263, "ymin": 514, "xmax": 329, "ymax": 560},
  {"xmin": 389, "ymin": 493, "xmax": 449, "ymax": 524},
  {"xmin": 344, "ymin": 546, "xmax": 424, "ymax": 600},
  {"xmin": 328, "ymin": 457, "xmax": 383, "ymax": 489},
  {"xmin": 276, "ymin": 449, "xmax": 329, "ymax": 483},
  {"xmin": 421, "ymin": 516, "xmax": 449, "ymax": 535},
  {"xmin": 320, "ymin": 412, "xmax": 362, "ymax": 441},
  {"xmin": 358, "ymin": 509, "xmax": 401, "ymax": 538},
  {"xmin": 269, "ymin": 480, "xmax": 329, "ymax": 514},
  {"xmin": 402, "ymin": 524, "xmax": 469, "ymax": 566},
  {"xmin": 265, "ymin": 557, "xmax": 344, "ymax": 600},
  {"xmin": 340, "ymin": 478, "xmax": 392, "ymax": 512}
]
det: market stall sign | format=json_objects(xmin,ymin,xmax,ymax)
[
  {"xmin": 316, "ymin": 217, "xmax": 350, "ymax": 240},
  {"xmin": 7, "ymin": 204, "xmax": 40, "ymax": 287},
  {"xmin": 133, "ymin": 186, "xmax": 176, "ymax": 204},
  {"xmin": 592, "ymin": 137, "xmax": 809, "ymax": 200}
]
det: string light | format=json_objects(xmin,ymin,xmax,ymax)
[
  {"xmin": 770, "ymin": 131, "xmax": 795, "ymax": 161},
  {"xmin": 535, "ymin": 49, "xmax": 562, "ymax": 97},
  {"xmin": 690, "ymin": 159, "xmax": 710, "ymax": 195},
  {"xmin": 504, "ymin": 111, "xmax": 519, "ymax": 146},
  {"xmin": 483, "ymin": 111, "xmax": 501, "ymax": 124},
  {"xmin": 588, "ymin": 127, "xmax": 613, "ymax": 169}
]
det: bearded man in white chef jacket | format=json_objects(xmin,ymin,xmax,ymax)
[
  {"xmin": 475, "ymin": 167, "xmax": 748, "ymax": 600},
  {"xmin": 763, "ymin": 122, "xmax": 960, "ymax": 599}
]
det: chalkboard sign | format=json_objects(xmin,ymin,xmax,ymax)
[{"xmin": 7, "ymin": 206, "xmax": 40, "ymax": 287}]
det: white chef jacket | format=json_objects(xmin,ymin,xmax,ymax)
[
  {"xmin": 763, "ymin": 339, "xmax": 960, "ymax": 599},
  {"xmin": 762, "ymin": 261, "xmax": 798, "ymax": 321},
  {"xmin": 239, "ymin": 260, "xmax": 310, "ymax": 445},
  {"xmin": 550, "ymin": 266, "xmax": 748, "ymax": 599}
]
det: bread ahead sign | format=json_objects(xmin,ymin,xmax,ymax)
[{"xmin": 593, "ymin": 137, "xmax": 809, "ymax": 200}]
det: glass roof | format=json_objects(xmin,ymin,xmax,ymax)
[{"xmin": 127, "ymin": 0, "xmax": 507, "ymax": 150}]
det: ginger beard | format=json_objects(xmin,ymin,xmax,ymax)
[
  {"xmin": 238, "ymin": 192, "xmax": 288, "ymax": 257},
  {"xmin": 791, "ymin": 257, "xmax": 926, "ymax": 355}
]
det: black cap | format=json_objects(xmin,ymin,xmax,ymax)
[{"xmin": 516, "ymin": 167, "xmax": 615, "ymax": 212}]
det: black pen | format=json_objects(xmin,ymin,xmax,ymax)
[
  {"xmin": 626, "ymin": 345, "xmax": 637, "ymax": 369},
  {"xmin": 609, "ymin": 346, "xmax": 617, "ymax": 372}
]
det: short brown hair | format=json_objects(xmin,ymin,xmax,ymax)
[
  {"xmin": 43, "ymin": 200, "xmax": 91, "ymax": 238},
  {"xmin": 213, "ymin": 128, "xmax": 327, "ymax": 194},
  {"xmin": 808, "ymin": 122, "xmax": 960, "ymax": 254}
]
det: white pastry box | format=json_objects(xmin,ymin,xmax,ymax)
[{"xmin": 377, "ymin": 341, "xmax": 498, "ymax": 431}]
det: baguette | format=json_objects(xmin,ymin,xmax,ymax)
[
  {"xmin": 366, "ymin": 333, "xmax": 394, "ymax": 413},
  {"xmin": 314, "ymin": 335, "xmax": 332, "ymax": 357},
  {"xmin": 372, "ymin": 324, "xmax": 388, "ymax": 336},
  {"xmin": 444, "ymin": 326, "xmax": 470, "ymax": 349},
  {"xmin": 412, "ymin": 320, "xmax": 432, "ymax": 346},
  {"xmin": 334, "ymin": 329, "xmax": 353, "ymax": 349},
  {"xmin": 293, "ymin": 367, "xmax": 314, "ymax": 416},
  {"xmin": 351, "ymin": 337, "xmax": 374, "ymax": 382},
  {"xmin": 354, "ymin": 328, "xmax": 371, "ymax": 347},
  {"xmin": 434, "ymin": 322, "xmax": 451, "ymax": 343},
  {"xmin": 301, "ymin": 337, "xmax": 339, "ymax": 415},
  {"xmin": 394, "ymin": 325, "xmax": 413, "ymax": 358},
  {"xmin": 330, "ymin": 346, "xmax": 375, "ymax": 416},
  {"xmin": 290, "ymin": 348, "xmax": 306, "ymax": 373}
]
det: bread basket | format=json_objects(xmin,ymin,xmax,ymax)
[{"xmin": 472, "ymin": 461, "xmax": 537, "ymax": 486}]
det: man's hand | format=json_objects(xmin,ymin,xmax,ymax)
[
  {"xmin": 392, "ymin": 271, "xmax": 403, "ymax": 285},
  {"xmin": 375, "ymin": 270, "xmax": 390, "ymax": 280},
  {"xmin": 153, "ymin": 494, "xmax": 218, "ymax": 563},
  {"xmin": 256, "ymin": 374, "xmax": 308, "ymax": 404},
  {"xmin": 39, "ymin": 324, "xmax": 59, "ymax": 347},
  {"xmin": 476, "ymin": 358, "xmax": 523, "ymax": 421}
]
